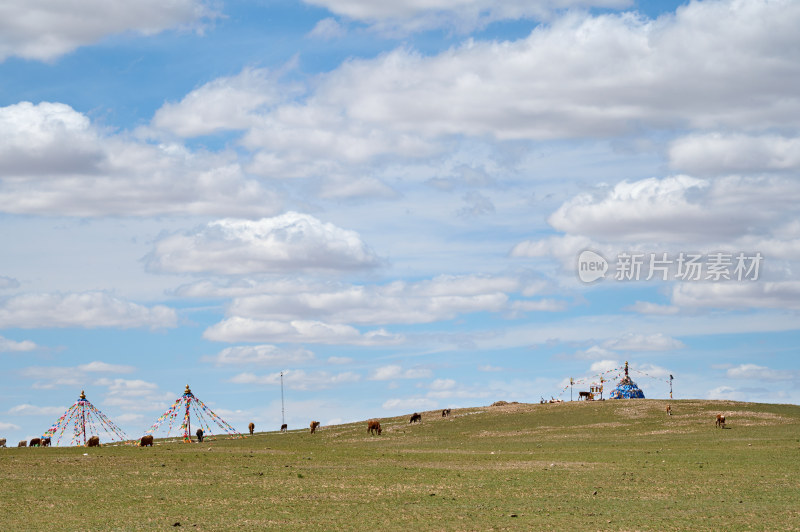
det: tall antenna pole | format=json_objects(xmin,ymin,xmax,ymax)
[
  {"xmin": 280, "ymin": 371, "xmax": 285, "ymax": 426},
  {"xmin": 669, "ymin": 374, "xmax": 673, "ymax": 399}
]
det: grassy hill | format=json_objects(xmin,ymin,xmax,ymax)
[{"xmin": 2, "ymin": 399, "xmax": 799, "ymax": 530}]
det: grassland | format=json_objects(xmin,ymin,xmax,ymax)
[{"xmin": 2, "ymin": 399, "xmax": 799, "ymax": 531}]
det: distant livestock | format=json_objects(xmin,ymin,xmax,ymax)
[
  {"xmin": 310, "ymin": 421, "xmax": 320, "ymax": 434},
  {"xmin": 29, "ymin": 438, "xmax": 41, "ymax": 447},
  {"xmin": 0, "ymin": 438, "xmax": 6, "ymax": 447},
  {"xmin": 409, "ymin": 413, "xmax": 422, "ymax": 424},
  {"xmin": 367, "ymin": 420, "xmax": 382, "ymax": 435},
  {"xmin": 249, "ymin": 422, "xmax": 255, "ymax": 435},
  {"xmin": 442, "ymin": 409, "xmax": 451, "ymax": 417},
  {"xmin": 18, "ymin": 440, "xmax": 26, "ymax": 447},
  {"xmin": 666, "ymin": 405, "xmax": 672, "ymax": 416},
  {"xmin": 140, "ymin": 435, "xmax": 154, "ymax": 447},
  {"xmin": 280, "ymin": 424, "xmax": 288, "ymax": 432},
  {"xmin": 716, "ymin": 414, "xmax": 726, "ymax": 428},
  {"xmin": 41, "ymin": 437, "xmax": 51, "ymax": 447},
  {"xmin": 86, "ymin": 436, "xmax": 100, "ymax": 447},
  {"xmin": 578, "ymin": 391, "xmax": 592, "ymax": 400},
  {"xmin": 196, "ymin": 428, "xmax": 204, "ymax": 443}
]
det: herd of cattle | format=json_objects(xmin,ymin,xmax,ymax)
[{"xmin": 0, "ymin": 407, "xmax": 730, "ymax": 448}]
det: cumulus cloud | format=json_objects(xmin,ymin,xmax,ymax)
[
  {"xmin": 308, "ymin": 17, "xmax": 346, "ymax": 39},
  {"xmin": 0, "ymin": 292, "xmax": 177, "ymax": 329},
  {"xmin": 152, "ymin": 68, "xmax": 292, "ymax": 138},
  {"xmin": 291, "ymin": 1, "xmax": 800, "ymax": 143},
  {"xmin": 0, "ymin": 0, "xmax": 215, "ymax": 62},
  {"xmin": 0, "ymin": 102, "xmax": 280, "ymax": 217},
  {"xmin": 146, "ymin": 213, "xmax": 381, "ymax": 275},
  {"xmin": 369, "ymin": 365, "xmax": 432, "ymax": 380},
  {"xmin": 205, "ymin": 344, "xmax": 315, "ymax": 366},
  {"xmin": 79, "ymin": 361, "xmax": 136, "ymax": 373},
  {"xmin": 0, "ymin": 335, "xmax": 38, "ymax": 352}
]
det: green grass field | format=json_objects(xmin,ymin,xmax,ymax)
[{"xmin": 2, "ymin": 399, "xmax": 799, "ymax": 531}]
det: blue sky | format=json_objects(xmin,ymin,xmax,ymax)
[{"xmin": 2, "ymin": 0, "xmax": 799, "ymax": 445}]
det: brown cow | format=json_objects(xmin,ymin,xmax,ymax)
[
  {"xmin": 666, "ymin": 405, "xmax": 672, "ymax": 416},
  {"xmin": 409, "ymin": 412, "xmax": 421, "ymax": 424},
  {"xmin": 140, "ymin": 435, "xmax": 154, "ymax": 447},
  {"xmin": 578, "ymin": 391, "xmax": 592, "ymax": 400},
  {"xmin": 442, "ymin": 408, "xmax": 451, "ymax": 417},
  {"xmin": 310, "ymin": 421, "xmax": 320, "ymax": 434},
  {"xmin": 280, "ymin": 424, "xmax": 288, "ymax": 432},
  {"xmin": 18, "ymin": 440, "xmax": 27, "ymax": 447},
  {"xmin": 41, "ymin": 437, "xmax": 51, "ymax": 447},
  {"xmin": 86, "ymin": 436, "xmax": 100, "ymax": 447},
  {"xmin": 29, "ymin": 437, "xmax": 41, "ymax": 447},
  {"xmin": 248, "ymin": 422, "xmax": 255, "ymax": 435},
  {"xmin": 367, "ymin": 420, "xmax": 382, "ymax": 435},
  {"xmin": 0, "ymin": 438, "xmax": 6, "ymax": 447},
  {"xmin": 196, "ymin": 428, "xmax": 204, "ymax": 443},
  {"xmin": 715, "ymin": 414, "xmax": 726, "ymax": 428}
]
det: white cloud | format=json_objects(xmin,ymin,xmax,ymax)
[
  {"xmin": 291, "ymin": 2, "xmax": 800, "ymax": 143},
  {"xmin": 327, "ymin": 356, "xmax": 354, "ymax": 364},
  {"xmin": 626, "ymin": 301, "xmax": 680, "ymax": 315},
  {"xmin": 78, "ymin": 361, "xmax": 136, "ymax": 373},
  {"xmin": 229, "ymin": 369, "xmax": 361, "ymax": 390},
  {"xmin": 308, "ymin": 17, "xmax": 346, "ymax": 39},
  {"xmin": 152, "ymin": 68, "xmax": 291, "ymax": 137},
  {"xmin": 603, "ymin": 333, "xmax": 684, "ymax": 351},
  {"xmin": 671, "ymin": 282, "xmax": 800, "ymax": 311},
  {"xmin": 219, "ymin": 274, "xmax": 543, "ymax": 327},
  {"xmin": 146, "ymin": 213, "xmax": 380, "ymax": 275},
  {"xmin": 205, "ymin": 345, "xmax": 315, "ymax": 366},
  {"xmin": 7, "ymin": 404, "xmax": 68, "ymax": 416},
  {"xmin": 0, "ymin": 421, "xmax": 21, "ymax": 431},
  {"xmin": 369, "ymin": 365, "xmax": 432, "ymax": 380},
  {"xmin": 0, "ymin": 335, "xmax": 37, "ymax": 352},
  {"xmin": 0, "ymin": 102, "xmax": 281, "ymax": 218},
  {"xmin": 302, "ymin": 0, "xmax": 630, "ymax": 33},
  {"xmin": 0, "ymin": 292, "xmax": 177, "ymax": 329},
  {"xmin": 726, "ymin": 363, "xmax": 796, "ymax": 382},
  {"xmin": 669, "ymin": 133, "xmax": 800, "ymax": 176},
  {"xmin": 381, "ymin": 397, "xmax": 438, "ymax": 411},
  {"xmin": 0, "ymin": 0, "xmax": 215, "ymax": 62},
  {"xmin": 204, "ymin": 316, "xmax": 403, "ymax": 345}
]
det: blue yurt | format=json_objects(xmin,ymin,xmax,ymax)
[{"xmin": 610, "ymin": 361, "xmax": 645, "ymax": 399}]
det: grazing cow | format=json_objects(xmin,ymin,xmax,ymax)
[
  {"xmin": 666, "ymin": 405, "xmax": 672, "ymax": 416},
  {"xmin": 716, "ymin": 414, "xmax": 726, "ymax": 428},
  {"xmin": 310, "ymin": 421, "xmax": 320, "ymax": 434},
  {"xmin": 41, "ymin": 437, "xmax": 51, "ymax": 447},
  {"xmin": 578, "ymin": 391, "xmax": 592, "ymax": 400},
  {"xmin": 248, "ymin": 422, "xmax": 255, "ymax": 435},
  {"xmin": 29, "ymin": 437, "xmax": 41, "ymax": 447},
  {"xmin": 409, "ymin": 412, "xmax": 422, "ymax": 424},
  {"xmin": 196, "ymin": 428, "xmax": 204, "ymax": 443},
  {"xmin": 442, "ymin": 409, "xmax": 451, "ymax": 417},
  {"xmin": 280, "ymin": 424, "xmax": 288, "ymax": 432},
  {"xmin": 0, "ymin": 438, "xmax": 6, "ymax": 447},
  {"xmin": 86, "ymin": 436, "xmax": 100, "ymax": 447},
  {"xmin": 140, "ymin": 435, "xmax": 154, "ymax": 447},
  {"xmin": 367, "ymin": 420, "xmax": 382, "ymax": 435},
  {"xmin": 18, "ymin": 440, "xmax": 27, "ymax": 447}
]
